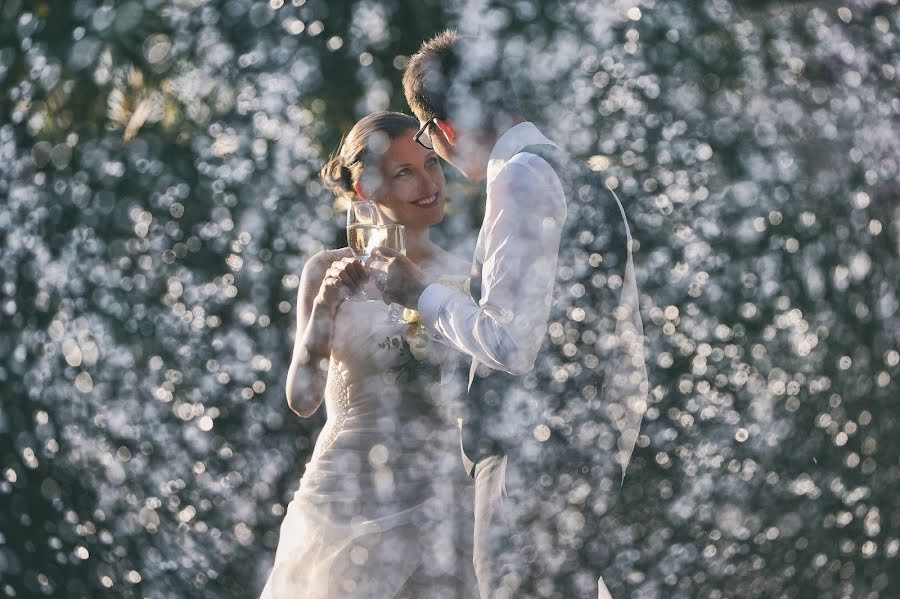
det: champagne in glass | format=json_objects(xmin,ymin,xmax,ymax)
[
  {"xmin": 379, "ymin": 224, "xmax": 407, "ymax": 255},
  {"xmin": 346, "ymin": 200, "xmax": 380, "ymax": 301},
  {"xmin": 374, "ymin": 224, "xmax": 407, "ymax": 323},
  {"xmin": 347, "ymin": 223, "xmax": 384, "ymax": 262}
]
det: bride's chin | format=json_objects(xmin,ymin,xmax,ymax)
[{"xmin": 419, "ymin": 210, "xmax": 445, "ymax": 227}]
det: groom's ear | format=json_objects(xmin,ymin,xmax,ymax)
[{"xmin": 434, "ymin": 119, "xmax": 457, "ymax": 146}]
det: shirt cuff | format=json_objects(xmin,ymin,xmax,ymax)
[{"xmin": 417, "ymin": 283, "xmax": 458, "ymax": 333}]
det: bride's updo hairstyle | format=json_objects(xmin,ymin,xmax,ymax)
[{"xmin": 320, "ymin": 111, "xmax": 419, "ymax": 199}]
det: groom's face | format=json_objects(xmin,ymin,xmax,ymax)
[
  {"xmin": 422, "ymin": 119, "xmax": 486, "ymax": 182},
  {"xmin": 420, "ymin": 120, "xmax": 455, "ymax": 167}
]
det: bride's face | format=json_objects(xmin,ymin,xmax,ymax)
[{"xmin": 371, "ymin": 131, "xmax": 446, "ymax": 228}]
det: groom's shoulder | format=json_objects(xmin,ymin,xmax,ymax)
[
  {"xmin": 502, "ymin": 148, "xmax": 566, "ymax": 184},
  {"xmin": 491, "ymin": 156, "xmax": 561, "ymax": 203},
  {"xmin": 510, "ymin": 143, "xmax": 587, "ymax": 182}
]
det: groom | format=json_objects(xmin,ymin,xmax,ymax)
[{"xmin": 373, "ymin": 30, "xmax": 646, "ymax": 597}]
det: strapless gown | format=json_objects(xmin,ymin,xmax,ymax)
[{"xmin": 261, "ymin": 286, "xmax": 478, "ymax": 598}]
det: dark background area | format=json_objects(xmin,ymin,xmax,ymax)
[{"xmin": 1, "ymin": 0, "xmax": 898, "ymax": 597}]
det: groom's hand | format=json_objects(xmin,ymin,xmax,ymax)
[{"xmin": 366, "ymin": 247, "xmax": 435, "ymax": 309}]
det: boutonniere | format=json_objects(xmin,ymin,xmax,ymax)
[
  {"xmin": 401, "ymin": 308, "xmax": 420, "ymax": 325},
  {"xmin": 400, "ymin": 309, "xmax": 430, "ymax": 361},
  {"xmin": 376, "ymin": 273, "xmax": 470, "ymax": 394},
  {"xmin": 377, "ymin": 324, "xmax": 430, "ymax": 365},
  {"xmin": 377, "ymin": 312, "xmax": 440, "ymax": 387}
]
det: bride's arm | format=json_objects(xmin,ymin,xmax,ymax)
[{"xmin": 285, "ymin": 248, "xmax": 360, "ymax": 417}]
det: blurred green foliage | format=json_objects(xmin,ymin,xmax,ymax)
[{"xmin": 1, "ymin": 0, "xmax": 898, "ymax": 597}]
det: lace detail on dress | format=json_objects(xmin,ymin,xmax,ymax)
[{"xmin": 311, "ymin": 359, "xmax": 349, "ymax": 459}]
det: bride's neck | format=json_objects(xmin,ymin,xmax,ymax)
[{"xmin": 404, "ymin": 226, "xmax": 436, "ymax": 265}]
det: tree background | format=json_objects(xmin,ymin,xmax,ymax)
[{"xmin": 1, "ymin": 0, "xmax": 898, "ymax": 597}]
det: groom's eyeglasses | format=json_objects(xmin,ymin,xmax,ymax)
[{"xmin": 413, "ymin": 118, "xmax": 437, "ymax": 150}]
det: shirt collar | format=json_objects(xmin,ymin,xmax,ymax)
[{"xmin": 486, "ymin": 121, "xmax": 557, "ymax": 183}]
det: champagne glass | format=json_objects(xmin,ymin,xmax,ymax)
[
  {"xmin": 346, "ymin": 200, "xmax": 382, "ymax": 302},
  {"xmin": 374, "ymin": 224, "xmax": 407, "ymax": 323}
]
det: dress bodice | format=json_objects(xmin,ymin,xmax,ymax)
[
  {"xmin": 307, "ymin": 277, "xmax": 469, "ymax": 467},
  {"xmin": 329, "ymin": 299, "xmax": 408, "ymax": 386},
  {"xmin": 322, "ymin": 274, "xmax": 470, "ymax": 423},
  {"xmin": 311, "ymin": 299, "xmax": 408, "ymax": 460}
]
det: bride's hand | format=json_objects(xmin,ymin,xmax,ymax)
[{"xmin": 315, "ymin": 252, "xmax": 368, "ymax": 310}]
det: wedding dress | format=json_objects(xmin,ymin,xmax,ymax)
[{"xmin": 261, "ymin": 277, "xmax": 477, "ymax": 599}]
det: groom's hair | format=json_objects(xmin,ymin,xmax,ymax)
[{"xmin": 403, "ymin": 29, "xmax": 521, "ymax": 129}]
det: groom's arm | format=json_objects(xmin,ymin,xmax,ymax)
[{"xmin": 417, "ymin": 158, "xmax": 566, "ymax": 375}]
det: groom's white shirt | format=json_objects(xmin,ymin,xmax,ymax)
[
  {"xmin": 417, "ymin": 122, "xmax": 566, "ymax": 377},
  {"xmin": 418, "ymin": 121, "xmax": 648, "ymax": 477}
]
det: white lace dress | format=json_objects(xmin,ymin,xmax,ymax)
[{"xmin": 261, "ymin": 278, "xmax": 478, "ymax": 599}]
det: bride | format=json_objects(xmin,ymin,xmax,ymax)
[{"xmin": 260, "ymin": 112, "xmax": 478, "ymax": 598}]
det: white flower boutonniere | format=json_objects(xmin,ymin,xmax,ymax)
[
  {"xmin": 401, "ymin": 308, "xmax": 420, "ymax": 325},
  {"xmin": 379, "ymin": 274, "xmax": 471, "ymax": 373},
  {"xmin": 401, "ymin": 274, "xmax": 471, "ymax": 364},
  {"xmin": 398, "ymin": 305, "xmax": 428, "ymax": 361},
  {"xmin": 405, "ymin": 322, "xmax": 430, "ymax": 361}
]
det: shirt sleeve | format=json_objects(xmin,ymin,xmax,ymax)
[{"xmin": 416, "ymin": 157, "xmax": 566, "ymax": 375}]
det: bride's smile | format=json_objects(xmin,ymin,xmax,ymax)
[{"xmin": 412, "ymin": 193, "xmax": 438, "ymax": 208}]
